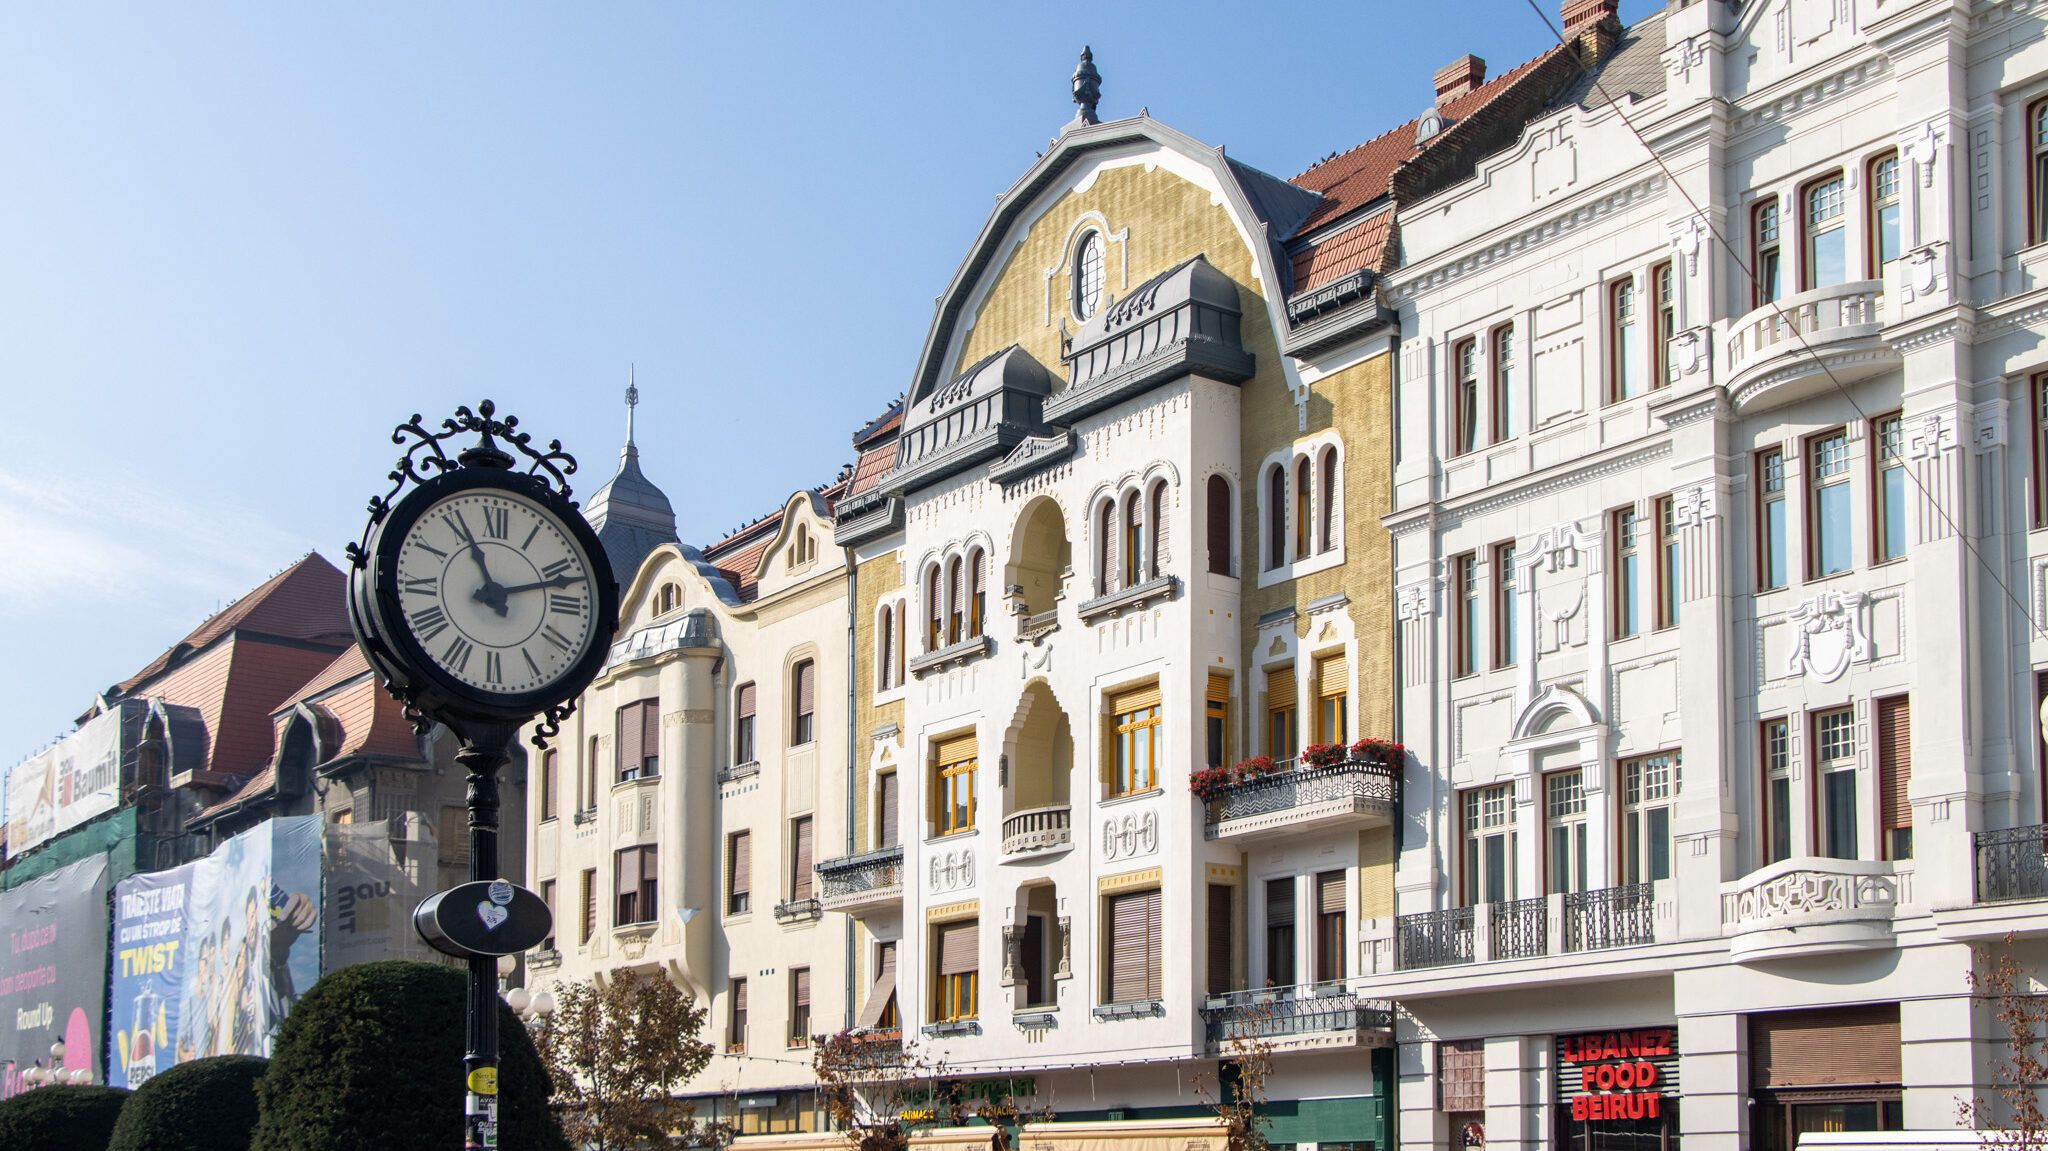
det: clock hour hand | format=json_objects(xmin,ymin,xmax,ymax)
[
  {"xmin": 493, "ymin": 575, "xmax": 580, "ymax": 595},
  {"xmin": 461, "ymin": 539, "xmax": 510, "ymax": 617}
]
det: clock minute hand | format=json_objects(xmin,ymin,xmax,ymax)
[{"xmin": 495, "ymin": 575, "xmax": 580, "ymax": 595}]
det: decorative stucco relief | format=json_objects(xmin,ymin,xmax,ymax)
[
  {"xmin": 928, "ymin": 847, "xmax": 976, "ymax": 894},
  {"xmin": 1785, "ymin": 591, "xmax": 1870, "ymax": 682},
  {"xmin": 1101, "ymin": 810, "xmax": 1159, "ymax": 861}
]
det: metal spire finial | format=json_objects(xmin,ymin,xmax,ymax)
[
  {"xmin": 625, "ymin": 366, "xmax": 638, "ymax": 449},
  {"xmin": 1071, "ymin": 46, "xmax": 1101, "ymax": 126}
]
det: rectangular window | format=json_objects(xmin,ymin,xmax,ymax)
[
  {"xmin": 1656, "ymin": 495, "xmax": 1680, "ymax": 630},
  {"xmin": 1622, "ymin": 752, "xmax": 1680, "ymax": 884},
  {"xmin": 1759, "ymin": 449, "xmax": 1788, "ymax": 590},
  {"xmin": 1869, "ymin": 152, "xmax": 1901, "ymax": 273},
  {"xmin": 1109, "ymin": 685, "xmax": 1162, "ymax": 796},
  {"xmin": 1206, "ymin": 883, "xmax": 1235, "ymax": 996},
  {"xmin": 1878, "ymin": 696, "xmax": 1912, "ymax": 861},
  {"xmin": 735, "ymin": 682, "xmax": 757, "ymax": 765},
  {"xmin": 726, "ymin": 830, "xmax": 751, "ymax": 914},
  {"xmin": 935, "ymin": 735, "xmax": 977, "ymax": 835},
  {"xmin": 1494, "ymin": 543, "xmax": 1517, "ymax": 668},
  {"xmin": 1454, "ymin": 337, "xmax": 1479, "ymax": 455},
  {"xmin": 580, "ymin": 868, "xmax": 596, "ymax": 946},
  {"xmin": 1491, "ymin": 325, "xmax": 1516, "ymax": 442},
  {"xmin": 1314, "ymin": 655, "xmax": 1348, "ymax": 745},
  {"xmin": 1874, "ymin": 414, "xmax": 1905, "ymax": 564},
  {"xmin": 616, "ymin": 698, "xmax": 659, "ymax": 782},
  {"xmin": 1264, "ymin": 878, "xmax": 1296, "ymax": 988},
  {"xmin": 789, "ymin": 968, "xmax": 811, "ymax": 1047},
  {"xmin": 793, "ymin": 659, "xmax": 816, "ymax": 745},
  {"xmin": 2035, "ymin": 101, "xmax": 2048, "ymax": 244},
  {"xmin": 540, "ymin": 749, "xmax": 558, "ymax": 822},
  {"xmin": 876, "ymin": 772, "xmax": 900, "ymax": 850},
  {"xmin": 1545, "ymin": 770, "xmax": 1589, "ymax": 895},
  {"xmin": 728, "ymin": 978, "xmax": 748, "ymax": 1051},
  {"xmin": 1651, "ymin": 261, "xmax": 1676, "ymax": 387},
  {"xmin": 1805, "ymin": 174, "xmax": 1848, "ymax": 290},
  {"xmin": 1267, "ymin": 667, "xmax": 1298, "ymax": 759},
  {"xmin": 1314, "ymin": 870, "xmax": 1346, "ymax": 983},
  {"xmin": 615, "ymin": 845, "xmax": 657, "ymax": 926},
  {"xmin": 2037, "ymin": 376, "xmax": 2048, "ymax": 529},
  {"xmin": 934, "ymin": 920, "xmax": 978, "ymax": 1021},
  {"xmin": 1611, "ymin": 277, "xmax": 1641, "ymax": 401},
  {"xmin": 1816, "ymin": 708, "xmax": 1858, "ymax": 860},
  {"xmin": 584, "ymin": 736, "xmax": 599, "ymax": 811},
  {"xmin": 1613, "ymin": 507, "xmax": 1641, "ymax": 638},
  {"xmin": 788, "ymin": 815, "xmax": 814, "ymax": 902},
  {"xmin": 1019, "ymin": 915, "xmax": 1049, "ymax": 1008},
  {"xmin": 1764, "ymin": 719, "xmax": 1793, "ymax": 865},
  {"xmin": 1810, "ymin": 430, "xmax": 1852, "ymax": 577},
  {"xmin": 1462, "ymin": 784, "xmax": 1516, "ymax": 905},
  {"xmin": 1104, "ymin": 888, "xmax": 1164, "ymax": 1004},
  {"xmin": 540, "ymin": 878, "xmax": 556, "ymax": 951},
  {"xmin": 1454, "ymin": 552, "xmax": 1479, "ymax": 676},
  {"xmin": 1755, "ymin": 199, "xmax": 1783, "ymax": 307},
  {"xmin": 1205, "ymin": 674, "xmax": 1231, "ymax": 769}
]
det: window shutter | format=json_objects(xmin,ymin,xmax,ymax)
[
  {"xmin": 1751, "ymin": 1005, "xmax": 1902, "ymax": 1087},
  {"xmin": 928, "ymin": 568, "xmax": 942, "ymax": 635},
  {"xmin": 1268, "ymin": 668, "xmax": 1298, "ymax": 713},
  {"xmin": 934, "ymin": 733, "xmax": 977, "ymax": 766},
  {"xmin": 855, "ymin": 943, "xmax": 898, "ymax": 1029},
  {"xmin": 1207, "ymin": 476, "xmax": 1231, "ymax": 575},
  {"xmin": 1266, "ymin": 878, "xmax": 1295, "ymax": 925},
  {"xmin": 1108, "ymin": 890, "xmax": 1151, "ymax": 1004},
  {"xmin": 878, "ymin": 607, "xmax": 894, "ymax": 688},
  {"xmin": 794, "ymin": 967, "xmax": 811, "ymax": 1009},
  {"xmin": 730, "ymin": 831, "xmax": 751, "ymax": 899},
  {"xmin": 1152, "ymin": 485, "xmax": 1170, "ymax": 570},
  {"xmin": 1317, "ymin": 870, "xmax": 1346, "ymax": 915},
  {"xmin": 644, "ymin": 701, "xmax": 661, "ymax": 767},
  {"xmin": 1102, "ymin": 503, "xmax": 1119, "ymax": 591},
  {"xmin": 582, "ymin": 869, "xmax": 596, "ymax": 943},
  {"xmin": 796, "ymin": 661, "xmax": 816, "ymax": 715},
  {"xmin": 1317, "ymin": 655, "xmax": 1348, "ymax": 699},
  {"xmin": 879, "ymin": 773, "xmax": 900, "ymax": 848},
  {"xmin": 1878, "ymin": 696, "xmax": 1911, "ymax": 833},
  {"xmin": 947, "ymin": 561, "xmax": 961, "ymax": 625},
  {"xmin": 733, "ymin": 978, "xmax": 748, "ymax": 1012},
  {"xmin": 1206, "ymin": 884, "xmax": 1234, "ymax": 995},
  {"xmin": 643, "ymin": 844, "xmax": 659, "ymax": 883},
  {"xmin": 792, "ymin": 817, "xmax": 814, "ymax": 900},
  {"xmin": 737, "ymin": 682, "xmax": 757, "ymax": 719},
  {"xmin": 1143, "ymin": 888, "xmax": 1163, "ymax": 1000},
  {"xmin": 1208, "ymin": 673, "xmax": 1231, "ymax": 705},
  {"xmin": 616, "ymin": 850, "xmax": 634, "ymax": 918},
  {"xmin": 1108, "ymin": 683, "xmax": 1163, "ymax": 714},
  {"xmin": 973, "ymin": 552, "xmax": 986, "ymax": 594},
  {"xmin": 938, "ymin": 921, "xmax": 979, "ymax": 975}
]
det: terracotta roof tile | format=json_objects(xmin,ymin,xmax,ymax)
[
  {"xmin": 851, "ymin": 400, "xmax": 903, "ymax": 450},
  {"xmin": 1291, "ymin": 211, "xmax": 1396, "ymax": 293},
  {"xmin": 845, "ymin": 444, "xmax": 898, "ymax": 499},
  {"xmin": 278, "ymin": 648, "xmax": 421, "ymax": 763},
  {"xmin": 118, "ymin": 553, "xmax": 350, "ymax": 694}
]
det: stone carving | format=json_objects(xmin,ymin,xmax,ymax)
[
  {"xmin": 1537, "ymin": 578, "xmax": 1587, "ymax": 654},
  {"xmin": 1528, "ymin": 521, "xmax": 1585, "ymax": 572},
  {"xmin": 1976, "ymin": 404, "xmax": 2007, "ymax": 452},
  {"xmin": 1721, "ymin": 867, "xmax": 1900, "ymax": 929},
  {"xmin": 1902, "ymin": 120, "xmax": 1943, "ymax": 188},
  {"xmin": 1906, "ymin": 412, "xmax": 1955, "ymax": 460},
  {"xmin": 1672, "ymin": 484, "xmax": 1717, "ymax": 529},
  {"xmin": 1397, "ymin": 580, "xmax": 1434, "ymax": 622},
  {"xmin": 1669, "ymin": 216, "xmax": 1704, "ymax": 275},
  {"xmin": 1674, "ymin": 329, "xmax": 1706, "ymax": 375},
  {"xmin": 1668, "ymin": 34, "xmax": 1707, "ymax": 83},
  {"xmin": 1101, "ymin": 810, "xmax": 1159, "ymax": 861},
  {"xmin": 1056, "ymin": 916, "xmax": 1073, "ymax": 978},
  {"xmin": 1785, "ymin": 591, "xmax": 1870, "ymax": 682},
  {"xmin": 927, "ymin": 848, "xmax": 976, "ymax": 894}
]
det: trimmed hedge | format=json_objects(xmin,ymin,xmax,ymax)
[
  {"xmin": 0, "ymin": 1084, "xmax": 131, "ymax": 1151},
  {"xmin": 250, "ymin": 960, "xmax": 567, "ymax": 1151},
  {"xmin": 107, "ymin": 1055, "xmax": 267, "ymax": 1151}
]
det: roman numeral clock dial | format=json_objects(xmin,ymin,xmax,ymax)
[{"xmin": 391, "ymin": 488, "xmax": 599, "ymax": 698}]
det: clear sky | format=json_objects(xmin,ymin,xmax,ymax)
[{"xmin": 0, "ymin": 0, "xmax": 1659, "ymax": 773}]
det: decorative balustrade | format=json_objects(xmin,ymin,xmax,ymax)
[
  {"xmin": 1203, "ymin": 758, "xmax": 1400, "ymax": 841},
  {"xmin": 1001, "ymin": 805, "xmax": 1072, "ymax": 857},
  {"xmin": 1563, "ymin": 883, "xmax": 1656, "ymax": 952},
  {"xmin": 1200, "ymin": 983, "xmax": 1394, "ymax": 1047},
  {"xmin": 773, "ymin": 898, "xmax": 824, "ymax": 924},
  {"xmin": 1723, "ymin": 280, "xmax": 1889, "ymax": 392},
  {"xmin": 1491, "ymin": 895, "xmax": 1548, "ymax": 960},
  {"xmin": 1720, "ymin": 859, "xmax": 1905, "ymax": 962},
  {"xmin": 1395, "ymin": 906, "xmax": 1474, "ymax": 970},
  {"xmin": 816, "ymin": 846, "xmax": 904, "ymax": 913},
  {"xmin": 1976, "ymin": 825, "xmax": 2048, "ymax": 904}
]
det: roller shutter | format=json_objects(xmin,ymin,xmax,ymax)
[
  {"xmin": 1750, "ymin": 1004, "xmax": 1902, "ymax": 1088},
  {"xmin": 938, "ymin": 921, "xmax": 979, "ymax": 976}
]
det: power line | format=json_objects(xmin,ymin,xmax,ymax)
[{"xmin": 1513, "ymin": 0, "xmax": 2041, "ymax": 639}]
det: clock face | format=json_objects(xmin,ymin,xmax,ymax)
[{"xmin": 391, "ymin": 487, "xmax": 600, "ymax": 698}]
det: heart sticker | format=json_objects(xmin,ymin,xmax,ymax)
[{"xmin": 477, "ymin": 901, "xmax": 509, "ymax": 931}]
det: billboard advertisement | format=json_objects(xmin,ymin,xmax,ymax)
[
  {"xmin": 5, "ymin": 707, "xmax": 124, "ymax": 859},
  {"xmin": 323, "ymin": 818, "xmax": 435, "ymax": 973},
  {"xmin": 0, "ymin": 854, "xmax": 108, "ymax": 1098},
  {"xmin": 106, "ymin": 816, "xmax": 322, "ymax": 1085}
]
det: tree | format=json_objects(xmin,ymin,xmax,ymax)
[
  {"xmin": 0, "ymin": 1084, "xmax": 131, "ymax": 1151},
  {"xmin": 107, "ymin": 1055, "xmax": 267, "ymax": 1151},
  {"xmin": 1961, "ymin": 935, "xmax": 2048, "ymax": 1150},
  {"xmin": 250, "ymin": 960, "xmax": 567, "ymax": 1151},
  {"xmin": 533, "ymin": 970, "xmax": 714, "ymax": 1150},
  {"xmin": 813, "ymin": 1031, "xmax": 1052, "ymax": 1151},
  {"xmin": 1190, "ymin": 1011, "xmax": 1276, "ymax": 1151}
]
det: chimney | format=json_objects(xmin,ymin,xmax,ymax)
[
  {"xmin": 1433, "ymin": 55, "xmax": 1487, "ymax": 108},
  {"xmin": 1562, "ymin": 0, "xmax": 1622, "ymax": 64}
]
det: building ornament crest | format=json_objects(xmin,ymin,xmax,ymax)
[
  {"xmin": 928, "ymin": 847, "xmax": 976, "ymax": 893},
  {"xmin": 1906, "ymin": 412, "xmax": 1956, "ymax": 460},
  {"xmin": 1102, "ymin": 810, "xmax": 1159, "ymax": 861},
  {"xmin": 1397, "ymin": 579, "xmax": 1436, "ymax": 622},
  {"xmin": 1785, "ymin": 591, "xmax": 1870, "ymax": 683},
  {"xmin": 1672, "ymin": 484, "xmax": 1717, "ymax": 529},
  {"xmin": 1526, "ymin": 521, "xmax": 1585, "ymax": 572}
]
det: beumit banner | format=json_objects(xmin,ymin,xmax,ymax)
[
  {"xmin": 0, "ymin": 854, "xmax": 108, "ymax": 1098},
  {"xmin": 4, "ymin": 708, "xmax": 123, "ymax": 860}
]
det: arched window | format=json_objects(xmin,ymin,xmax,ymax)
[
  {"xmin": 1099, "ymin": 500, "xmax": 1118, "ymax": 594},
  {"xmin": 1318, "ymin": 448, "xmax": 1338, "ymax": 554},
  {"xmin": 878, "ymin": 604, "xmax": 895, "ymax": 690},
  {"xmin": 1148, "ymin": 482, "xmax": 1168, "ymax": 580},
  {"xmin": 1074, "ymin": 230, "xmax": 1105, "ymax": 319},
  {"xmin": 1206, "ymin": 475, "xmax": 1232, "ymax": 576},
  {"xmin": 792, "ymin": 659, "xmax": 816, "ymax": 745},
  {"xmin": 1294, "ymin": 457, "xmax": 1312, "ymax": 561},
  {"xmin": 894, "ymin": 607, "xmax": 906, "ymax": 684},
  {"xmin": 1123, "ymin": 491, "xmax": 1144, "ymax": 587},
  {"xmin": 967, "ymin": 549, "xmax": 986, "ymax": 639},
  {"xmin": 946, "ymin": 557, "xmax": 964, "ymax": 645},
  {"xmin": 1265, "ymin": 466, "xmax": 1286, "ymax": 570},
  {"xmin": 925, "ymin": 566, "xmax": 942, "ymax": 651}
]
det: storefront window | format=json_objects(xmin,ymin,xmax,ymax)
[{"xmin": 1554, "ymin": 1028, "xmax": 1681, "ymax": 1151}]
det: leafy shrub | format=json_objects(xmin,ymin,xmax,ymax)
[
  {"xmin": 0, "ymin": 1084, "xmax": 130, "ymax": 1151},
  {"xmin": 1299, "ymin": 742, "xmax": 1346, "ymax": 768},
  {"xmin": 1231, "ymin": 756, "xmax": 1275, "ymax": 780},
  {"xmin": 107, "ymin": 1055, "xmax": 266, "ymax": 1151},
  {"xmin": 250, "ymin": 960, "xmax": 568, "ymax": 1151}
]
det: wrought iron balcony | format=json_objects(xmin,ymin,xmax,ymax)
[
  {"xmin": 773, "ymin": 898, "xmax": 824, "ymax": 925},
  {"xmin": 1200, "ymin": 983, "xmax": 1394, "ymax": 1053},
  {"xmin": 1203, "ymin": 758, "xmax": 1400, "ymax": 842},
  {"xmin": 1564, "ymin": 882, "xmax": 1656, "ymax": 952},
  {"xmin": 1394, "ymin": 906, "xmax": 1474, "ymax": 970},
  {"xmin": 1976, "ymin": 825, "xmax": 2048, "ymax": 904},
  {"xmin": 816, "ymin": 846, "xmax": 904, "ymax": 915},
  {"xmin": 1384, "ymin": 885, "xmax": 1662, "ymax": 973},
  {"xmin": 1001, "ymin": 804, "xmax": 1072, "ymax": 858},
  {"xmin": 1491, "ymin": 895, "xmax": 1548, "ymax": 960}
]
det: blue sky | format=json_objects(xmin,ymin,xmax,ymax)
[{"xmin": 0, "ymin": 0, "xmax": 1659, "ymax": 773}]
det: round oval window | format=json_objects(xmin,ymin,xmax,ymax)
[{"xmin": 1074, "ymin": 231, "xmax": 1105, "ymax": 319}]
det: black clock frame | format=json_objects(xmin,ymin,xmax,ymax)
[{"xmin": 350, "ymin": 465, "xmax": 620, "ymax": 731}]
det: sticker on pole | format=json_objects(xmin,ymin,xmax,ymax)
[
  {"xmin": 468, "ymin": 1067, "xmax": 499, "ymax": 1095},
  {"xmin": 415, "ymin": 881, "xmax": 552, "ymax": 958}
]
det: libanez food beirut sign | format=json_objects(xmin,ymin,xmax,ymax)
[{"xmin": 1556, "ymin": 1028, "xmax": 1678, "ymax": 1122}]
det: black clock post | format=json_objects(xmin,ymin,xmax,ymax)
[{"xmin": 346, "ymin": 401, "xmax": 619, "ymax": 1150}]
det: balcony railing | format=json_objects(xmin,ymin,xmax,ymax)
[
  {"xmin": 1976, "ymin": 825, "xmax": 2048, "ymax": 904},
  {"xmin": 1001, "ymin": 804, "xmax": 1072, "ymax": 857},
  {"xmin": 1200, "ymin": 983, "xmax": 1394, "ymax": 1048},
  {"xmin": 1491, "ymin": 895, "xmax": 1548, "ymax": 959},
  {"xmin": 773, "ymin": 898, "xmax": 824, "ymax": 924},
  {"xmin": 1395, "ymin": 906, "xmax": 1474, "ymax": 970},
  {"xmin": 1564, "ymin": 882, "xmax": 1655, "ymax": 952},
  {"xmin": 1723, "ymin": 280, "xmax": 1893, "ymax": 404},
  {"xmin": 1203, "ymin": 758, "xmax": 1400, "ymax": 841},
  {"xmin": 816, "ymin": 846, "xmax": 904, "ymax": 913},
  {"xmin": 1720, "ymin": 859, "xmax": 1904, "ymax": 962}
]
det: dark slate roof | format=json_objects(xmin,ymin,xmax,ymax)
[
  {"xmin": 1556, "ymin": 10, "xmax": 1667, "ymax": 110},
  {"xmin": 584, "ymin": 440, "xmax": 679, "ymax": 586}
]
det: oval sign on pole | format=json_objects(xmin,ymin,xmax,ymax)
[{"xmin": 415, "ymin": 879, "xmax": 553, "ymax": 958}]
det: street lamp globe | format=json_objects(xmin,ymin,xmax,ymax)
[
  {"xmin": 48, "ymin": 1041, "xmax": 64, "ymax": 1062},
  {"xmin": 506, "ymin": 987, "xmax": 531, "ymax": 1013},
  {"xmin": 530, "ymin": 990, "xmax": 556, "ymax": 1018}
]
